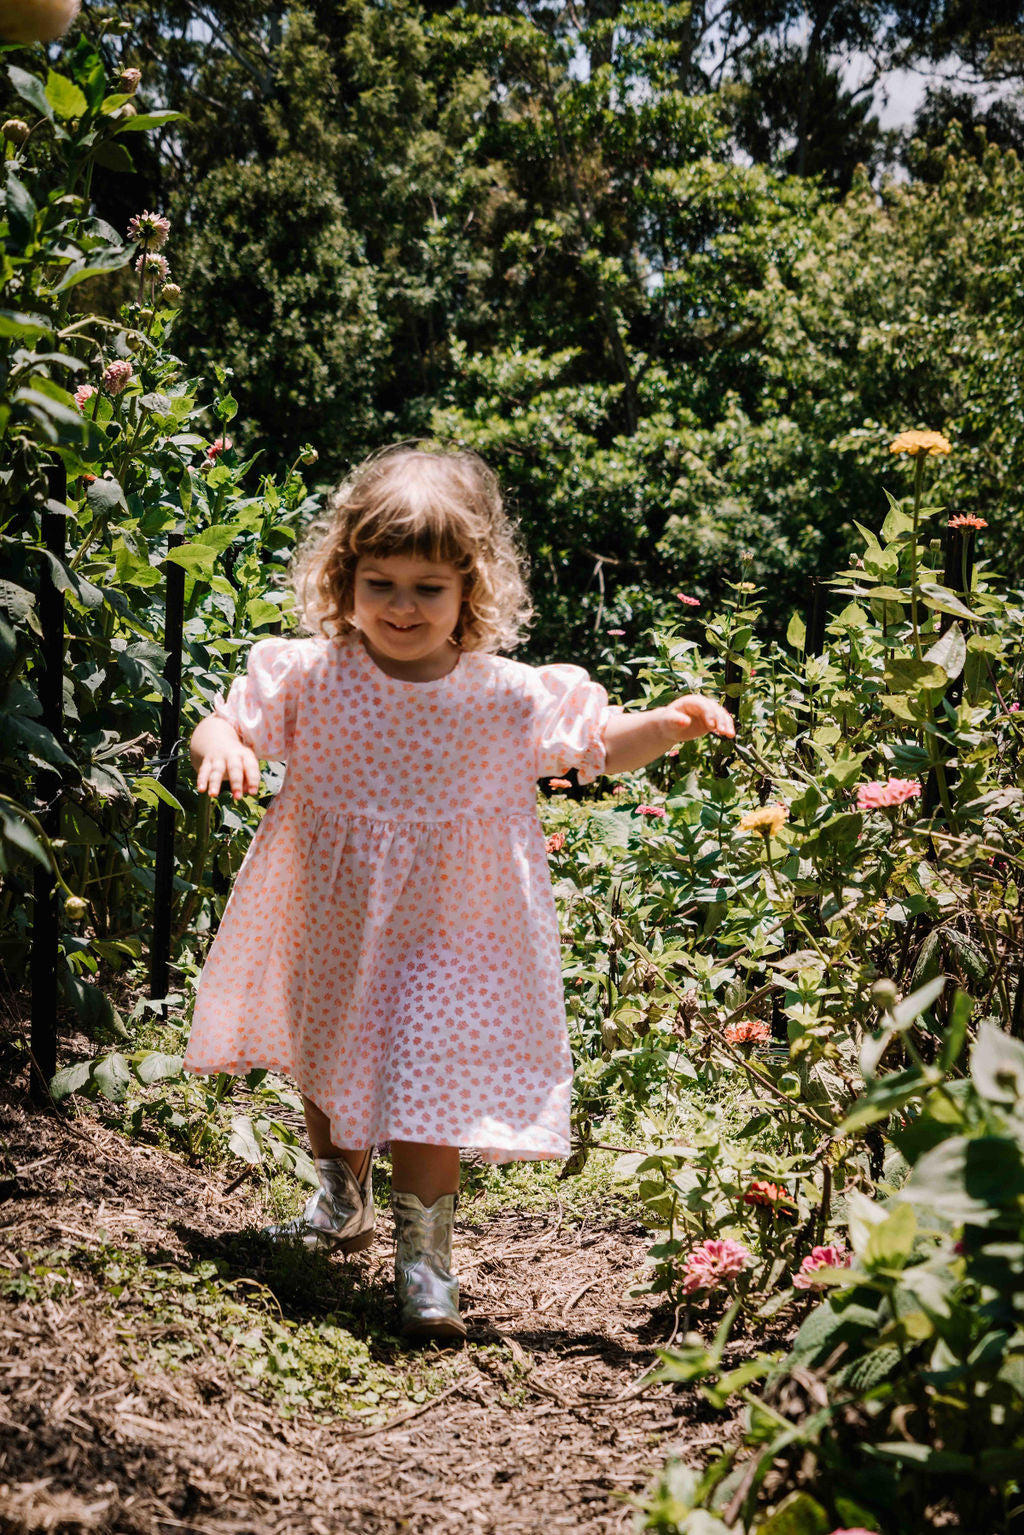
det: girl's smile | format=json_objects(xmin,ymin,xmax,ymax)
[{"xmin": 353, "ymin": 554, "xmax": 464, "ymax": 681}]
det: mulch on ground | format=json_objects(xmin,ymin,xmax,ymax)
[{"xmin": 0, "ymin": 1081, "xmax": 736, "ymax": 1535}]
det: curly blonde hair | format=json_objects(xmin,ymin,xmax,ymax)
[{"xmin": 293, "ymin": 445, "xmax": 532, "ymax": 653}]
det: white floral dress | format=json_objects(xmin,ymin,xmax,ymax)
[{"xmin": 183, "ymin": 632, "xmax": 609, "ymax": 1161}]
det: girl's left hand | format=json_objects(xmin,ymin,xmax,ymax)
[{"xmin": 664, "ymin": 694, "xmax": 735, "ymax": 742}]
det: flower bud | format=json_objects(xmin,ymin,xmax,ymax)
[
  {"xmin": 101, "ymin": 359, "xmax": 133, "ymax": 396},
  {"xmin": 126, "ymin": 332, "xmax": 143, "ymax": 352},
  {"xmin": 2, "ymin": 118, "xmax": 30, "ymax": 145},
  {"xmin": 300, "ymin": 446, "xmax": 318, "ymax": 465},
  {"xmin": 139, "ymin": 307, "xmax": 155, "ymax": 324},
  {"xmin": 64, "ymin": 894, "xmax": 88, "ymax": 921},
  {"xmin": 158, "ymin": 284, "xmax": 181, "ymax": 306},
  {"xmin": 118, "ymin": 67, "xmax": 141, "ymax": 94},
  {"xmin": 870, "ymin": 979, "xmax": 900, "ymax": 1011}
]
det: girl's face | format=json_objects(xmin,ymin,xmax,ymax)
[{"xmin": 352, "ymin": 553, "xmax": 465, "ymax": 680}]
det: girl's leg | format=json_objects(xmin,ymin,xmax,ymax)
[
  {"xmin": 390, "ymin": 1143, "xmax": 465, "ymax": 1341},
  {"xmin": 301, "ymin": 1095, "xmax": 371, "ymax": 1183},
  {"xmin": 390, "ymin": 1142, "xmax": 460, "ymax": 1204}
]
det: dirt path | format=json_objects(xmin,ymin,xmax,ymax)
[{"xmin": 0, "ymin": 1092, "xmax": 716, "ymax": 1535}]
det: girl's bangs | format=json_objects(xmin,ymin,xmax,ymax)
[{"xmin": 350, "ymin": 493, "xmax": 474, "ymax": 569}]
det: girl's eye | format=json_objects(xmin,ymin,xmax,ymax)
[
  {"xmin": 366, "ymin": 580, "xmax": 391, "ymax": 591},
  {"xmin": 417, "ymin": 587, "xmax": 443, "ymax": 597}
]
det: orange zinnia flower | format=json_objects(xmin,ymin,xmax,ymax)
[
  {"xmin": 889, "ymin": 430, "xmax": 952, "ymax": 457},
  {"xmin": 947, "ymin": 513, "xmax": 987, "ymax": 531},
  {"xmin": 548, "ymin": 778, "xmax": 572, "ymax": 791}
]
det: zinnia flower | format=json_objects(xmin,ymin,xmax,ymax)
[
  {"xmin": 101, "ymin": 360, "xmax": 133, "ymax": 396},
  {"xmin": 856, "ymin": 778, "xmax": 921, "ymax": 811},
  {"xmin": 889, "ymin": 430, "xmax": 951, "ymax": 457},
  {"xmin": 135, "ymin": 252, "xmax": 170, "ymax": 282},
  {"xmin": 947, "ymin": 513, "xmax": 987, "ymax": 531},
  {"xmin": 119, "ymin": 67, "xmax": 141, "ymax": 93},
  {"xmin": 73, "ymin": 383, "xmax": 96, "ymax": 411},
  {"xmin": 793, "ymin": 1245, "xmax": 851, "ymax": 1289},
  {"xmin": 744, "ymin": 1180, "xmax": 796, "ymax": 1213},
  {"xmin": 545, "ymin": 831, "xmax": 566, "ymax": 854},
  {"xmin": 607, "ymin": 628, "xmax": 625, "ymax": 636},
  {"xmin": 635, "ymin": 804, "xmax": 666, "ymax": 818},
  {"xmin": 548, "ymin": 778, "xmax": 572, "ymax": 791},
  {"xmin": 826, "ymin": 1529, "xmax": 878, "ymax": 1535},
  {"xmin": 127, "ymin": 210, "xmax": 171, "ymax": 248},
  {"xmin": 675, "ymin": 593, "xmax": 700, "ymax": 606},
  {"xmin": 738, "ymin": 804, "xmax": 788, "ymax": 838},
  {"xmin": 724, "ymin": 1019, "xmax": 771, "ymax": 1047},
  {"xmin": 205, "ymin": 437, "xmax": 233, "ymax": 461},
  {"xmin": 682, "ymin": 1238, "xmax": 753, "ymax": 1295}
]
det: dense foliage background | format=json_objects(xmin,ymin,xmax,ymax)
[{"xmin": 6, "ymin": 0, "xmax": 1024, "ymax": 655}]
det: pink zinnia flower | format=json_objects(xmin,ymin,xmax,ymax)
[
  {"xmin": 856, "ymin": 778, "xmax": 921, "ymax": 811},
  {"xmin": 545, "ymin": 831, "xmax": 566, "ymax": 854},
  {"xmin": 73, "ymin": 383, "xmax": 96, "ymax": 411},
  {"xmin": 548, "ymin": 778, "xmax": 572, "ymax": 791},
  {"xmin": 635, "ymin": 804, "xmax": 666, "ymax": 818},
  {"xmin": 682, "ymin": 1238, "xmax": 752, "ymax": 1295},
  {"xmin": 127, "ymin": 210, "xmax": 171, "ymax": 248},
  {"xmin": 205, "ymin": 436, "xmax": 233, "ymax": 461},
  {"xmin": 607, "ymin": 628, "xmax": 625, "ymax": 636},
  {"xmin": 675, "ymin": 592, "xmax": 700, "ymax": 606},
  {"xmin": 827, "ymin": 1528, "xmax": 878, "ymax": 1534},
  {"xmin": 101, "ymin": 360, "xmax": 133, "ymax": 396},
  {"xmin": 724, "ymin": 1019, "xmax": 771, "ymax": 1046},
  {"xmin": 135, "ymin": 251, "xmax": 170, "ymax": 282},
  {"xmin": 793, "ymin": 1245, "xmax": 851, "ymax": 1289}
]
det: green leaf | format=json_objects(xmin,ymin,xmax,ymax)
[
  {"xmin": 864, "ymin": 1202, "xmax": 917, "ymax": 1269},
  {"xmin": 924, "ymin": 622, "xmax": 966, "ymax": 681},
  {"xmin": 86, "ymin": 476, "xmax": 127, "ymax": 514},
  {"xmin": 971, "ymin": 1021, "xmax": 1024, "ymax": 1106},
  {"xmin": 92, "ymin": 140, "xmax": 135, "ymax": 174},
  {"xmin": 49, "ymin": 247, "xmax": 131, "ymax": 295},
  {"xmin": 0, "ymin": 310, "xmax": 52, "ymax": 340},
  {"xmin": 132, "ymin": 1050, "xmax": 184, "ymax": 1085},
  {"xmin": 0, "ymin": 809, "xmax": 49, "ymax": 870},
  {"xmin": 918, "ymin": 581, "xmax": 976, "ymax": 621},
  {"xmin": 45, "ymin": 70, "xmax": 87, "ymax": 119},
  {"xmin": 902, "ymin": 1135, "xmax": 1024, "ymax": 1224},
  {"xmin": 7, "ymin": 64, "xmax": 53, "ymax": 121},
  {"xmin": 163, "ymin": 541, "xmax": 219, "ymax": 580},
  {"xmin": 92, "ymin": 1052, "xmax": 132, "ymax": 1103},
  {"xmin": 753, "ymin": 1491, "xmax": 830, "ymax": 1535},
  {"xmin": 116, "ymin": 110, "xmax": 185, "ymax": 132},
  {"xmin": 229, "ymin": 1114, "xmax": 262, "ymax": 1165},
  {"xmin": 786, "ymin": 612, "xmax": 806, "ymax": 650},
  {"xmin": 5, "ymin": 169, "xmax": 37, "ymax": 246},
  {"xmin": 891, "ymin": 975, "xmax": 947, "ymax": 1031},
  {"xmin": 867, "ymin": 1443, "xmax": 972, "ymax": 1473},
  {"xmin": 133, "ymin": 776, "xmax": 184, "ymax": 814},
  {"xmin": 50, "ymin": 1059, "xmax": 94, "ymax": 1102},
  {"xmin": 883, "ymin": 657, "xmax": 947, "ymax": 693}
]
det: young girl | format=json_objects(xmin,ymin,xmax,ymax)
[{"xmin": 184, "ymin": 445, "xmax": 734, "ymax": 1342}]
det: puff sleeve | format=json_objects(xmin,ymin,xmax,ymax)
[
  {"xmin": 533, "ymin": 664, "xmax": 610, "ymax": 785},
  {"xmin": 214, "ymin": 638, "xmax": 314, "ymax": 761}
]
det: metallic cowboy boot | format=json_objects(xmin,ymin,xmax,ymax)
[
  {"xmin": 392, "ymin": 1191, "xmax": 466, "ymax": 1342},
  {"xmin": 263, "ymin": 1154, "xmax": 374, "ymax": 1252}
]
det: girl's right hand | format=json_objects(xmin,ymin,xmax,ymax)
[{"xmin": 196, "ymin": 743, "xmax": 261, "ymax": 800}]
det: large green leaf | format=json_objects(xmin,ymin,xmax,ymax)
[{"xmin": 45, "ymin": 70, "xmax": 87, "ymax": 120}]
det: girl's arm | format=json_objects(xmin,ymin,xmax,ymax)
[
  {"xmin": 603, "ymin": 695, "xmax": 735, "ymax": 775},
  {"xmin": 191, "ymin": 715, "xmax": 261, "ymax": 800}
]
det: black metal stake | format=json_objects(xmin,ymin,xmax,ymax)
[
  {"xmin": 924, "ymin": 526, "xmax": 973, "ymax": 815},
  {"xmin": 150, "ymin": 530, "xmax": 185, "ymax": 1007},
  {"xmin": 29, "ymin": 465, "xmax": 67, "ymax": 1103}
]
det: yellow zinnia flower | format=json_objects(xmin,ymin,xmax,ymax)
[
  {"xmin": 888, "ymin": 430, "xmax": 952, "ymax": 457},
  {"xmin": 738, "ymin": 804, "xmax": 788, "ymax": 838}
]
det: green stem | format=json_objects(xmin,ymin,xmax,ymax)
[{"xmin": 909, "ymin": 454, "xmax": 925, "ymax": 659}]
